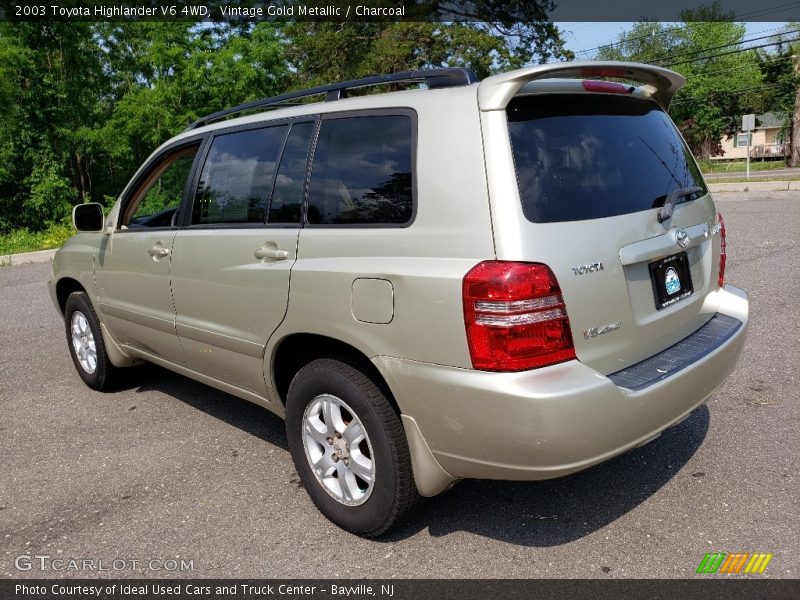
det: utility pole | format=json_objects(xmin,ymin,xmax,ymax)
[
  {"xmin": 743, "ymin": 114, "xmax": 755, "ymax": 179},
  {"xmin": 792, "ymin": 50, "xmax": 800, "ymax": 167}
]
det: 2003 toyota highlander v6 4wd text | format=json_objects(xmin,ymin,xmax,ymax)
[{"xmin": 50, "ymin": 62, "xmax": 749, "ymax": 536}]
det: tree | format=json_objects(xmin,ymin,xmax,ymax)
[
  {"xmin": 0, "ymin": 23, "xmax": 106, "ymax": 230},
  {"xmin": 595, "ymin": 5, "xmax": 763, "ymax": 159},
  {"xmin": 0, "ymin": 22, "xmax": 288, "ymax": 232},
  {"xmin": 282, "ymin": 17, "xmax": 572, "ymax": 88},
  {"xmin": 753, "ymin": 26, "xmax": 799, "ymax": 165},
  {"xmin": 90, "ymin": 22, "xmax": 288, "ymax": 201},
  {"xmin": 595, "ymin": 21, "xmax": 680, "ymax": 63}
]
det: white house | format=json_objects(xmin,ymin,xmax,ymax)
[{"xmin": 713, "ymin": 112, "xmax": 789, "ymax": 160}]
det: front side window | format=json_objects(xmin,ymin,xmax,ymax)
[
  {"xmin": 192, "ymin": 125, "xmax": 288, "ymax": 225},
  {"xmin": 124, "ymin": 145, "xmax": 198, "ymax": 229},
  {"xmin": 308, "ymin": 115, "xmax": 413, "ymax": 225}
]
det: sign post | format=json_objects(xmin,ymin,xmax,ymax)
[{"xmin": 742, "ymin": 114, "xmax": 755, "ymax": 180}]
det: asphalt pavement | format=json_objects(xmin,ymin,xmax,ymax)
[{"xmin": 1, "ymin": 191, "xmax": 797, "ymax": 579}]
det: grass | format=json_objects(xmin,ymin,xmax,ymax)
[
  {"xmin": 699, "ymin": 159, "xmax": 789, "ymax": 174},
  {"xmin": 0, "ymin": 222, "xmax": 73, "ymax": 255},
  {"xmin": 708, "ymin": 175, "xmax": 800, "ymax": 184}
]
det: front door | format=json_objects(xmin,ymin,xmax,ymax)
[{"xmin": 95, "ymin": 142, "xmax": 201, "ymax": 363}]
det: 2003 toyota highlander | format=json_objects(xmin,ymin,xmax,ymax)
[{"xmin": 50, "ymin": 62, "xmax": 749, "ymax": 536}]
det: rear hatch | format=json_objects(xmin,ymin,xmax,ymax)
[{"xmin": 496, "ymin": 90, "xmax": 721, "ymax": 375}]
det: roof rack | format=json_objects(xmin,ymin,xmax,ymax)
[{"xmin": 185, "ymin": 68, "xmax": 478, "ymax": 131}]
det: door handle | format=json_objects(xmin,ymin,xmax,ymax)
[
  {"xmin": 254, "ymin": 246, "xmax": 289, "ymax": 261},
  {"xmin": 148, "ymin": 246, "xmax": 170, "ymax": 258}
]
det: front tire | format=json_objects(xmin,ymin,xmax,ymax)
[
  {"xmin": 285, "ymin": 357, "xmax": 419, "ymax": 537},
  {"xmin": 64, "ymin": 291, "xmax": 117, "ymax": 391}
]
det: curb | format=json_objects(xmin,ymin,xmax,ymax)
[
  {"xmin": 0, "ymin": 248, "xmax": 58, "ymax": 267},
  {"xmin": 708, "ymin": 180, "xmax": 799, "ymax": 193}
]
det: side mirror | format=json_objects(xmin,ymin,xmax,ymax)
[{"xmin": 72, "ymin": 203, "xmax": 104, "ymax": 232}]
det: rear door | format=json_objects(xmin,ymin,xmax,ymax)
[
  {"xmin": 170, "ymin": 120, "xmax": 314, "ymax": 395},
  {"xmin": 492, "ymin": 92, "xmax": 721, "ymax": 375}
]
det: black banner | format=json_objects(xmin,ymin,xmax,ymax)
[{"xmin": 2, "ymin": 579, "xmax": 800, "ymax": 600}]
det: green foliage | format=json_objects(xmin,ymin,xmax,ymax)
[
  {"xmin": 0, "ymin": 221, "xmax": 73, "ymax": 255},
  {"xmin": 596, "ymin": 5, "xmax": 767, "ymax": 158},
  {"xmin": 0, "ymin": 22, "xmax": 101, "ymax": 231},
  {"xmin": 24, "ymin": 162, "xmax": 74, "ymax": 224},
  {"xmin": 755, "ymin": 25, "xmax": 799, "ymax": 143},
  {"xmin": 282, "ymin": 21, "xmax": 572, "ymax": 87},
  {"xmin": 133, "ymin": 154, "xmax": 195, "ymax": 219},
  {"xmin": 0, "ymin": 22, "xmax": 288, "ymax": 235}
]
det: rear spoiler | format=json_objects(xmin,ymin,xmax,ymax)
[{"xmin": 477, "ymin": 61, "xmax": 685, "ymax": 111}]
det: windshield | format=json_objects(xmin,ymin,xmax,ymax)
[{"xmin": 507, "ymin": 94, "xmax": 707, "ymax": 223}]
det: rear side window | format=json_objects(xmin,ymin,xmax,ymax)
[
  {"xmin": 192, "ymin": 125, "xmax": 287, "ymax": 225},
  {"xmin": 308, "ymin": 114, "xmax": 413, "ymax": 225},
  {"xmin": 507, "ymin": 94, "xmax": 707, "ymax": 223}
]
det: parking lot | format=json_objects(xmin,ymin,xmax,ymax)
[{"xmin": 1, "ymin": 190, "xmax": 797, "ymax": 579}]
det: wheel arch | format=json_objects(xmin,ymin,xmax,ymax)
[
  {"xmin": 269, "ymin": 332, "xmax": 458, "ymax": 498},
  {"xmin": 270, "ymin": 333, "xmax": 399, "ymax": 413},
  {"xmin": 56, "ymin": 275, "xmax": 140, "ymax": 369},
  {"xmin": 55, "ymin": 277, "xmax": 87, "ymax": 315}
]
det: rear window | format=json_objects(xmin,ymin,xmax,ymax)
[{"xmin": 507, "ymin": 94, "xmax": 707, "ymax": 223}]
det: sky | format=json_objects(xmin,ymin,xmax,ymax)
[{"xmin": 558, "ymin": 22, "xmax": 790, "ymax": 57}]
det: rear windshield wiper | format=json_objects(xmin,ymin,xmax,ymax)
[{"xmin": 656, "ymin": 186, "xmax": 704, "ymax": 223}]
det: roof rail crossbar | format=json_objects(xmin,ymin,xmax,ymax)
[{"xmin": 185, "ymin": 68, "xmax": 478, "ymax": 131}]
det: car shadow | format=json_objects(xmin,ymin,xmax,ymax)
[
  {"xmin": 110, "ymin": 363, "xmax": 709, "ymax": 546},
  {"xmin": 111, "ymin": 362, "xmax": 289, "ymax": 451},
  {"xmin": 385, "ymin": 405, "xmax": 710, "ymax": 545}
]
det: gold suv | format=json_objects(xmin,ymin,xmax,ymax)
[{"xmin": 50, "ymin": 62, "xmax": 749, "ymax": 536}]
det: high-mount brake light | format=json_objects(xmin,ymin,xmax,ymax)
[
  {"xmin": 581, "ymin": 80, "xmax": 634, "ymax": 94},
  {"xmin": 718, "ymin": 212, "xmax": 727, "ymax": 287},
  {"xmin": 462, "ymin": 261, "xmax": 576, "ymax": 371},
  {"xmin": 581, "ymin": 67, "xmax": 627, "ymax": 78}
]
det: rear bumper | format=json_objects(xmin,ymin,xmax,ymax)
[{"xmin": 375, "ymin": 284, "xmax": 748, "ymax": 484}]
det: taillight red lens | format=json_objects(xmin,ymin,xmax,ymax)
[
  {"xmin": 462, "ymin": 261, "xmax": 576, "ymax": 371},
  {"xmin": 581, "ymin": 80, "xmax": 634, "ymax": 94},
  {"xmin": 718, "ymin": 212, "xmax": 726, "ymax": 287}
]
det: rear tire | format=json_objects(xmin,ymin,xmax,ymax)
[
  {"xmin": 285, "ymin": 357, "xmax": 419, "ymax": 537},
  {"xmin": 64, "ymin": 291, "xmax": 117, "ymax": 391}
]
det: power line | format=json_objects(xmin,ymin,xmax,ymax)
[
  {"xmin": 653, "ymin": 27, "xmax": 800, "ymax": 65},
  {"xmin": 670, "ymin": 82, "xmax": 785, "ymax": 105},
  {"xmin": 571, "ymin": 24, "xmax": 683, "ymax": 57},
  {"xmin": 662, "ymin": 36, "xmax": 800, "ymax": 67},
  {"xmin": 692, "ymin": 53, "xmax": 797, "ymax": 78},
  {"xmin": 573, "ymin": 21, "xmax": 798, "ymax": 59}
]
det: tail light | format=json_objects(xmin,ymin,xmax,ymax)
[
  {"xmin": 462, "ymin": 261, "xmax": 576, "ymax": 371},
  {"xmin": 718, "ymin": 212, "xmax": 726, "ymax": 287}
]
